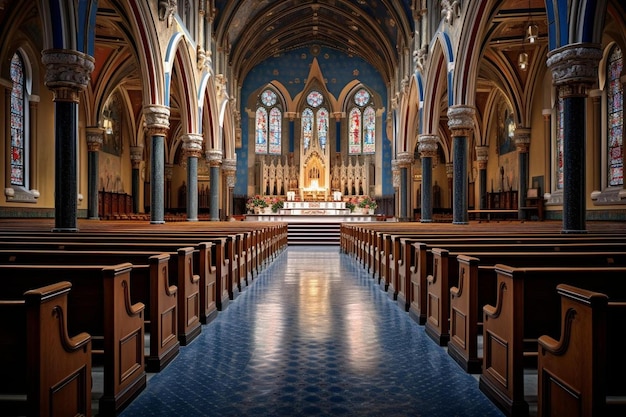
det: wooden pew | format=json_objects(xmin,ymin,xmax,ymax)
[
  {"xmin": 0, "ymin": 263, "xmax": 146, "ymax": 416},
  {"xmin": 478, "ymin": 265, "xmax": 626, "ymax": 417},
  {"xmin": 0, "ymin": 281, "xmax": 92, "ymax": 417},
  {"xmin": 405, "ymin": 240, "xmax": 626, "ymax": 326},
  {"xmin": 537, "ymin": 284, "xmax": 626, "ymax": 417},
  {"xmin": 422, "ymin": 250, "xmax": 626, "ymax": 372},
  {"xmin": 0, "ymin": 249, "xmax": 180, "ymax": 371}
]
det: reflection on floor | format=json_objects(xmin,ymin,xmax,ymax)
[{"xmin": 118, "ymin": 246, "xmax": 505, "ymax": 417}]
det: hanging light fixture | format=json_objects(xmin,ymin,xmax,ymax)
[
  {"xmin": 526, "ymin": 0, "xmax": 538, "ymax": 43},
  {"xmin": 518, "ymin": 50, "xmax": 529, "ymax": 71}
]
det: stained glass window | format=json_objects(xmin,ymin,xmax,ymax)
[
  {"xmin": 307, "ymin": 91, "xmax": 323, "ymax": 108},
  {"xmin": 269, "ymin": 107, "xmax": 282, "ymax": 155},
  {"xmin": 317, "ymin": 108, "xmax": 329, "ymax": 151},
  {"xmin": 349, "ymin": 108, "xmax": 362, "ymax": 154},
  {"xmin": 255, "ymin": 107, "xmax": 268, "ymax": 154},
  {"xmin": 363, "ymin": 107, "xmax": 376, "ymax": 154},
  {"xmin": 556, "ymin": 96, "xmax": 564, "ymax": 190},
  {"xmin": 302, "ymin": 108, "xmax": 314, "ymax": 152},
  {"xmin": 607, "ymin": 45, "xmax": 623, "ymax": 186},
  {"xmin": 10, "ymin": 52, "xmax": 25, "ymax": 186},
  {"xmin": 348, "ymin": 88, "xmax": 375, "ymax": 155},
  {"xmin": 255, "ymin": 89, "xmax": 282, "ymax": 154}
]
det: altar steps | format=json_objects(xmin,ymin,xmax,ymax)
[{"xmin": 287, "ymin": 222, "xmax": 340, "ymax": 246}]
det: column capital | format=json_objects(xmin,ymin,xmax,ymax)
[
  {"xmin": 514, "ymin": 127, "xmax": 531, "ymax": 153},
  {"xmin": 547, "ymin": 43, "xmax": 602, "ymax": 96},
  {"xmin": 143, "ymin": 105, "xmax": 170, "ymax": 136},
  {"xmin": 206, "ymin": 149, "xmax": 223, "ymax": 167},
  {"xmin": 476, "ymin": 145, "xmax": 489, "ymax": 169},
  {"xmin": 418, "ymin": 134, "xmax": 439, "ymax": 158},
  {"xmin": 86, "ymin": 126, "xmax": 104, "ymax": 152},
  {"xmin": 396, "ymin": 152, "xmax": 414, "ymax": 168},
  {"xmin": 130, "ymin": 145, "xmax": 144, "ymax": 168},
  {"xmin": 447, "ymin": 105, "xmax": 476, "ymax": 137},
  {"xmin": 182, "ymin": 133, "xmax": 204, "ymax": 158},
  {"xmin": 41, "ymin": 49, "xmax": 94, "ymax": 103}
]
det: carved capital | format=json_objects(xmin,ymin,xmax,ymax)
[
  {"xmin": 446, "ymin": 162, "xmax": 454, "ymax": 178},
  {"xmin": 182, "ymin": 133, "xmax": 204, "ymax": 158},
  {"xmin": 514, "ymin": 127, "xmax": 531, "ymax": 153},
  {"xmin": 397, "ymin": 152, "xmax": 414, "ymax": 168},
  {"xmin": 476, "ymin": 145, "xmax": 489, "ymax": 170},
  {"xmin": 130, "ymin": 145, "xmax": 144, "ymax": 168},
  {"xmin": 86, "ymin": 127, "xmax": 104, "ymax": 152},
  {"xmin": 143, "ymin": 105, "xmax": 170, "ymax": 136},
  {"xmin": 418, "ymin": 134, "xmax": 439, "ymax": 158},
  {"xmin": 206, "ymin": 149, "xmax": 223, "ymax": 167},
  {"xmin": 41, "ymin": 49, "xmax": 94, "ymax": 102},
  {"xmin": 547, "ymin": 43, "xmax": 602, "ymax": 94},
  {"xmin": 447, "ymin": 105, "xmax": 476, "ymax": 137}
]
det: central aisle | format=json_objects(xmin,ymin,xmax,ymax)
[{"xmin": 119, "ymin": 246, "xmax": 504, "ymax": 416}]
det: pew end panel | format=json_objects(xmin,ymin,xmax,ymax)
[
  {"xmin": 100, "ymin": 263, "xmax": 147, "ymax": 416},
  {"xmin": 538, "ymin": 284, "xmax": 626, "ymax": 417},
  {"xmin": 0, "ymin": 281, "xmax": 92, "ymax": 417},
  {"xmin": 177, "ymin": 247, "xmax": 202, "ymax": 346}
]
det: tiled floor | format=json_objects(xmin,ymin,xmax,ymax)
[{"xmin": 118, "ymin": 246, "xmax": 505, "ymax": 417}]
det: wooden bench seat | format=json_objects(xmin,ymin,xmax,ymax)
[
  {"xmin": 0, "ymin": 249, "xmax": 180, "ymax": 371},
  {"xmin": 478, "ymin": 265, "xmax": 626, "ymax": 417},
  {"xmin": 404, "ymin": 240, "xmax": 626, "ymax": 325},
  {"xmin": 538, "ymin": 284, "xmax": 626, "ymax": 417},
  {"xmin": 0, "ymin": 263, "xmax": 146, "ymax": 416},
  {"xmin": 0, "ymin": 281, "xmax": 92, "ymax": 417},
  {"xmin": 418, "ymin": 250, "xmax": 626, "ymax": 372}
]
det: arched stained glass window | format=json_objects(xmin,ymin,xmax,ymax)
[
  {"xmin": 556, "ymin": 96, "xmax": 564, "ymax": 190},
  {"xmin": 607, "ymin": 45, "xmax": 623, "ymax": 187},
  {"xmin": 363, "ymin": 107, "xmax": 376, "ymax": 154},
  {"xmin": 255, "ymin": 107, "xmax": 268, "ymax": 154},
  {"xmin": 269, "ymin": 107, "xmax": 282, "ymax": 155},
  {"xmin": 317, "ymin": 108, "xmax": 329, "ymax": 151},
  {"xmin": 349, "ymin": 108, "xmax": 362, "ymax": 154},
  {"xmin": 302, "ymin": 108, "xmax": 314, "ymax": 152},
  {"xmin": 10, "ymin": 52, "xmax": 25, "ymax": 186},
  {"xmin": 348, "ymin": 88, "xmax": 375, "ymax": 155},
  {"xmin": 255, "ymin": 89, "xmax": 282, "ymax": 154}
]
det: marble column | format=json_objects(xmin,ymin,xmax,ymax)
[
  {"xmin": 207, "ymin": 150, "xmax": 223, "ymax": 221},
  {"xmin": 475, "ymin": 146, "xmax": 489, "ymax": 210},
  {"xmin": 547, "ymin": 44, "xmax": 602, "ymax": 233},
  {"xmin": 418, "ymin": 134, "xmax": 438, "ymax": 222},
  {"xmin": 589, "ymin": 90, "xmax": 602, "ymax": 194},
  {"xmin": 514, "ymin": 128, "xmax": 531, "ymax": 219},
  {"xmin": 42, "ymin": 49, "xmax": 94, "ymax": 232},
  {"xmin": 222, "ymin": 158, "xmax": 237, "ymax": 219},
  {"xmin": 129, "ymin": 145, "xmax": 144, "ymax": 213},
  {"xmin": 182, "ymin": 133, "xmax": 204, "ymax": 221},
  {"xmin": 86, "ymin": 127, "xmax": 104, "ymax": 219},
  {"xmin": 447, "ymin": 105, "xmax": 475, "ymax": 225},
  {"xmin": 397, "ymin": 152, "xmax": 413, "ymax": 221},
  {"xmin": 143, "ymin": 105, "xmax": 170, "ymax": 224}
]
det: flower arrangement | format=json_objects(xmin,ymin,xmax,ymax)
[
  {"xmin": 345, "ymin": 201, "xmax": 356, "ymax": 212},
  {"xmin": 246, "ymin": 194, "xmax": 269, "ymax": 212},
  {"xmin": 357, "ymin": 195, "xmax": 377, "ymax": 210},
  {"xmin": 270, "ymin": 197, "xmax": 284, "ymax": 213}
]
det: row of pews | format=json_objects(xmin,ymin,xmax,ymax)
[
  {"xmin": 0, "ymin": 220, "xmax": 287, "ymax": 417},
  {"xmin": 340, "ymin": 221, "xmax": 626, "ymax": 417}
]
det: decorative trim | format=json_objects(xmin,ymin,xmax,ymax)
[
  {"xmin": 143, "ymin": 105, "xmax": 170, "ymax": 136},
  {"xmin": 447, "ymin": 105, "xmax": 475, "ymax": 137},
  {"xmin": 418, "ymin": 134, "xmax": 438, "ymax": 158},
  {"xmin": 547, "ymin": 43, "xmax": 603, "ymax": 88}
]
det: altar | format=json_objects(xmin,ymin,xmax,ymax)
[{"xmin": 245, "ymin": 200, "xmax": 378, "ymax": 223}]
